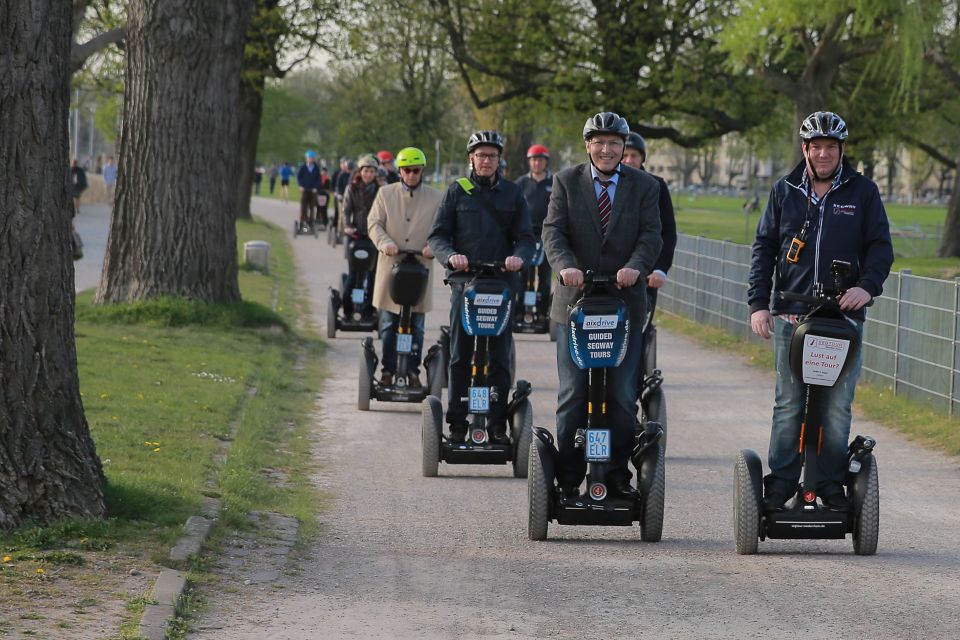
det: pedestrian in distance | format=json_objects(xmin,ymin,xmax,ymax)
[
  {"xmin": 748, "ymin": 111, "xmax": 894, "ymax": 511},
  {"xmin": 368, "ymin": 147, "xmax": 442, "ymax": 388},
  {"xmin": 253, "ymin": 162, "xmax": 265, "ymax": 195},
  {"xmin": 279, "ymin": 162, "xmax": 293, "ymax": 202},
  {"xmin": 269, "ymin": 164, "xmax": 278, "ymax": 195},
  {"xmin": 428, "ymin": 130, "xmax": 536, "ymax": 444},
  {"xmin": 70, "ymin": 158, "xmax": 88, "ymax": 217},
  {"xmin": 102, "ymin": 156, "xmax": 117, "ymax": 202},
  {"xmin": 541, "ymin": 111, "xmax": 662, "ymax": 501}
]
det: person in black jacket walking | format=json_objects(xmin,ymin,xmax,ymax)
[
  {"xmin": 428, "ymin": 130, "xmax": 536, "ymax": 444},
  {"xmin": 748, "ymin": 111, "xmax": 894, "ymax": 512}
]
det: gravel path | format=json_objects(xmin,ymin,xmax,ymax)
[{"xmin": 190, "ymin": 197, "xmax": 960, "ymax": 639}]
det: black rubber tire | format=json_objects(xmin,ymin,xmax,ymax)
[
  {"xmin": 548, "ymin": 320, "xmax": 560, "ymax": 342},
  {"xmin": 527, "ymin": 438, "xmax": 550, "ymax": 541},
  {"xmin": 421, "ymin": 396, "xmax": 442, "ymax": 477},
  {"xmin": 511, "ymin": 399, "xmax": 534, "ymax": 478},
  {"xmin": 644, "ymin": 387, "xmax": 667, "ymax": 453},
  {"xmin": 852, "ymin": 454, "xmax": 879, "ymax": 556},
  {"xmin": 326, "ymin": 294, "xmax": 338, "ymax": 339},
  {"xmin": 640, "ymin": 441, "xmax": 665, "ymax": 542},
  {"xmin": 734, "ymin": 449, "xmax": 762, "ymax": 555},
  {"xmin": 426, "ymin": 355, "xmax": 443, "ymax": 401},
  {"xmin": 357, "ymin": 349, "xmax": 372, "ymax": 412},
  {"xmin": 643, "ymin": 324, "xmax": 658, "ymax": 375},
  {"xmin": 293, "ymin": 221, "xmax": 300, "ymax": 238}
]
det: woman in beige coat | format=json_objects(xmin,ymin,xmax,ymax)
[{"xmin": 367, "ymin": 147, "xmax": 442, "ymax": 388}]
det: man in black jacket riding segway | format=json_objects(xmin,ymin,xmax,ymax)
[
  {"xmin": 748, "ymin": 111, "xmax": 894, "ymax": 511},
  {"xmin": 428, "ymin": 130, "xmax": 536, "ymax": 445}
]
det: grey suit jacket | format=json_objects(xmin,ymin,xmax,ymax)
[{"xmin": 542, "ymin": 162, "xmax": 663, "ymax": 324}]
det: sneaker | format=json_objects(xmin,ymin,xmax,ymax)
[
  {"xmin": 380, "ymin": 372, "xmax": 393, "ymax": 386},
  {"xmin": 558, "ymin": 485, "xmax": 581, "ymax": 503},
  {"xmin": 488, "ymin": 424, "xmax": 510, "ymax": 445},
  {"xmin": 406, "ymin": 374, "xmax": 422, "ymax": 389},
  {"xmin": 762, "ymin": 491, "xmax": 789, "ymax": 512},
  {"xmin": 448, "ymin": 423, "xmax": 468, "ymax": 444},
  {"xmin": 820, "ymin": 485, "xmax": 850, "ymax": 511}
]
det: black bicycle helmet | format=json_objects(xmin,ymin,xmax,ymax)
[
  {"xmin": 625, "ymin": 131, "xmax": 647, "ymax": 155},
  {"xmin": 582, "ymin": 112, "xmax": 629, "ymax": 140},
  {"xmin": 799, "ymin": 111, "xmax": 848, "ymax": 142},
  {"xmin": 466, "ymin": 130, "xmax": 505, "ymax": 153}
]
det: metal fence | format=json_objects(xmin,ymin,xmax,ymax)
[{"xmin": 658, "ymin": 234, "xmax": 960, "ymax": 416}]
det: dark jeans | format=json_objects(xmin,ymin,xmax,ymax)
[
  {"xmin": 555, "ymin": 320, "xmax": 644, "ymax": 489},
  {"xmin": 317, "ymin": 191, "xmax": 329, "ymax": 226},
  {"xmin": 300, "ymin": 189, "xmax": 317, "ymax": 223},
  {"xmin": 379, "ymin": 310, "xmax": 425, "ymax": 375},
  {"xmin": 446, "ymin": 284, "xmax": 514, "ymax": 429}
]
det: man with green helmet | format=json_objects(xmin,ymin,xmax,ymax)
[{"xmin": 367, "ymin": 147, "xmax": 442, "ymax": 387}]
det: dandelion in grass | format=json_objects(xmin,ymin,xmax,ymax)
[
  {"xmin": 36, "ymin": 568, "xmax": 44, "ymax": 575},
  {"xmin": 2, "ymin": 555, "xmax": 11, "ymax": 563},
  {"xmin": 100, "ymin": 393, "xmax": 109, "ymax": 399}
]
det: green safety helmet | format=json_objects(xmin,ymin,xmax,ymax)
[
  {"xmin": 357, "ymin": 154, "xmax": 380, "ymax": 169},
  {"xmin": 396, "ymin": 147, "xmax": 427, "ymax": 168}
]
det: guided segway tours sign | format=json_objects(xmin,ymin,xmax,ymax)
[{"xmin": 801, "ymin": 335, "xmax": 850, "ymax": 386}]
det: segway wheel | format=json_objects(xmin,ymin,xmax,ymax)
[
  {"xmin": 852, "ymin": 453, "xmax": 879, "ymax": 556},
  {"xmin": 421, "ymin": 396, "xmax": 443, "ymax": 477},
  {"xmin": 511, "ymin": 398, "xmax": 534, "ymax": 478},
  {"xmin": 327, "ymin": 222, "xmax": 336, "ymax": 247},
  {"xmin": 527, "ymin": 437, "xmax": 550, "ymax": 541},
  {"xmin": 734, "ymin": 449, "xmax": 763, "ymax": 555},
  {"xmin": 643, "ymin": 324, "xmax": 658, "ymax": 375},
  {"xmin": 639, "ymin": 440, "xmax": 665, "ymax": 542},
  {"xmin": 326, "ymin": 293, "xmax": 338, "ymax": 339},
  {"xmin": 293, "ymin": 221, "xmax": 300, "ymax": 238},
  {"xmin": 643, "ymin": 386, "xmax": 667, "ymax": 453},
  {"xmin": 357, "ymin": 349, "xmax": 372, "ymax": 412},
  {"xmin": 426, "ymin": 353, "xmax": 444, "ymax": 401}
]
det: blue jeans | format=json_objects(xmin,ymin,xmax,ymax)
[
  {"xmin": 766, "ymin": 316, "xmax": 863, "ymax": 495},
  {"xmin": 379, "ymin": 310, "xmax": 425, "ymax": 375},
  {"xmin": 555, "ymin": 320, "xmax": 644, "ymax": 488},
  {"xmin": 446, "ymin": 284, "xmax": 514, "ymax": 429}
]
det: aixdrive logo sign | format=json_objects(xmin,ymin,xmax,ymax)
[
  {"xmin": 582, "ymin": 315, "xmax": 617, "ymax": 330},
  {"xmin": 833, "ymin": 203, "xmax": 856, "ymax": 216},
  {"xmin": 473, "ymin": 293, "xmax": 503, "ymax": 307}
]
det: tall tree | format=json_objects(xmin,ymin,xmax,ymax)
[
  {"xmin": 95, "ymin": 0, "xmax": 253, "ymax": 303},
  {"xmin": 0, "ymin": 0, "xmax": 106, "ymax": 529}
]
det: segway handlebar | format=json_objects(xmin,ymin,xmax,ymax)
[
  {"xmin": 443, "ymin": 261, "xmax": 505, "ymax": 286},
  {"xmin": 558, "ymin": 270, "xmax": 636, "ymax": 288},
  {"xmin": 778, "ymin": 290, "xmax": 873, "ymax": 308}
]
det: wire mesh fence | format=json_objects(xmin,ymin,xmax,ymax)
[{"xmin": 658, "ymin": 234, "xmax": 960, "ymax": 416}]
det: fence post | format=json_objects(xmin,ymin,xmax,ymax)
[
  {"xmin": 951, "ymin": 277, "xmax": 960, "ymax": 417},
  {"xmin": 894, "ymin": 270, "xmax": 909, "ymax": 397},
  {"xmin": 695, "ymin": 235, "xmax": 703, "ymax": 323}
]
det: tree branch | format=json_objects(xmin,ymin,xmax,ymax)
[
  {"xmin": 902, "ymin": 133, "xmax": 958, "ymax": 169},
  {"xmin": 925, "ymin": 46, "xmax": 960, "ymax": 93},
  {"xmin": 71, "ymin": 26, "xmax": 126, "ymax": 72}
]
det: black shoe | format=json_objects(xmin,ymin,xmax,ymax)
[
  {"xmin": 488, "ymin": 425, "xmax": 510, "ymax": 445},
  {"xmin": 820, "ymin": 486, "xmax": 850, "ymax": 511},
  {"xmin": 448, "ymin": 424, "xmax": 467, "ymax": 444},
  {"xmin": 607, "ymin": 480, "xmax": 641, "ymax": 501},
  {"xmin": 762, "ymin": 492, "xmax": 789, "ymax": 512},
  {"xmin": 558, "ymin": 485, "xmax": 581, "ymax": 503}
]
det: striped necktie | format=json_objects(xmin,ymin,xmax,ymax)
[{"xmin": 596, "ymin": 179, "xmax": 612, "ymax": 235}]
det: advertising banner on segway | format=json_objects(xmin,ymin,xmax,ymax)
[
  {"xmin": 801, "ymin": 334, "xmax": 851, "ymax": 386},
  {"xmin": 568, "ymin": 299, "xmax": 629, "ymax": 370},
  {"xmin": 462, "ymin": 281, "xmax": 512, "ymax": 337}
]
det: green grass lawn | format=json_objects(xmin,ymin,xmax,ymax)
[
  {"xmin": 0, "ymin": 218, "xmax": 322, "ymax": 638},
  {"xmin": 673, "ymin": 193, "xmax": 959, "ymax": 279}
]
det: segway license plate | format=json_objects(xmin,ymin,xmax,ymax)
[
  {"xmin": 585, "ymin": 429, "xmax": 611, "ymax": 462},
  {"xmin": 351, "ymin": 288, "xmax": 365, "ymax": 304},
  {"xmin": 524, "ymin": 290, "xmax": 537, "ymax": 307},
  {"xmin": 468, "ymin": 387, "xmax": 490, "ymax": 413},
  {"xmin": 396, "ymin": 334, "xmax": 413, "ymax": 354}
]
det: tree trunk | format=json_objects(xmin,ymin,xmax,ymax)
[
  {"xmin": 0, "ymin": 0, "xmax": 106, "ymax": 530},
  {"xmin": 95, "ymin": 0, "xmax": 253, "ymax": 304},
  {"xmin": 938, "ymin": 152, "xmax": 960, "ymax": 257},
  {"xmin": 235, "ymin": 76, "xmax": 265, "ymax": 221}
]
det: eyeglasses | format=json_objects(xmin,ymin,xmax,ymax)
[
  {"xmin": 472, "ymin": 152, "xmax": 500, "ymax": 161},
  {"xmin": 400, "ymin": 167, "xmax": 423, "ymax": 174},
  {"xmin": 588, "ymin": 140, "xmax": 624, "ymax": 150}
]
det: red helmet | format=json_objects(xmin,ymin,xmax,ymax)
[
  {"xmin": 527, "ymin": 144, "xmax": 550, "ymax": 159},
  {"xmin": 376, "ymin": 150, "xmax": 394, "ymax": 163}
]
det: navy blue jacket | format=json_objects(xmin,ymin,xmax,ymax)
[
  {"xmin": 515, "ymin": 172, "xmax": 552, "ymax": 234},
  {"xmin": 647, "ymin": 172, "xmax": 677, "ymax": 275},
  {"xmin": 428, "ymin": 174, "xmax": 536, "ymax": 274},
  {"xmin": 748, "ymin": 158, "xmax": 894, "ymax": 321},
  {"xmin": 297, "ymin": 163, "xmax": 321, "ymax": 190}
]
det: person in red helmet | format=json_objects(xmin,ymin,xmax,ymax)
[
  {"xmin": 377, "ymin": 150, "xmax": 400, "ymax": 184},
  {"xmin": 515, "ymin": 144, "xmax": 554, "ymax": 321}
]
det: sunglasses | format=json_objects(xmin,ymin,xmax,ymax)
[{"xmin": 400, "ymin": 167, "xmax": 423, "ymax": 174}]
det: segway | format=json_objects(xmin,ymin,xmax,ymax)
[
  {"xmin": 638, "ymin": 290, "xmax": 667, "ymax": 451},
  {"xmin": 358, "ymin": 251, "xmax": 444, "ymax": 410},
  {"xmin": 527, "ymin": 272, "xmax": 665, "ymax": 541},
  {"xmin": 513, "ymin": 241, "xmax": 551, "ymax": 336},
  {"xmin": 734, "ymin": 260, "xmax": 879, "ymax": 555},
  {"xmin": 327, "ymin": 233, "xmax": 378, "ymax": 339},
  {"xmin": 293, "ymin": 189, "xmax": 320, "ymax": 238},
  {"xmin": 421, "ymin": 263, "xmax": 534, "ymax": 479}
]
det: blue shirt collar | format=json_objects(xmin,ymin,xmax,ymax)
[{"xmin": 590, "ymin": 163, "xmax": 621, "ymax": 184}]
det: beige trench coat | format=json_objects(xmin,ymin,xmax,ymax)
[{"xmin": 367, "ymin": 182, "xmax": 442, "ymax": 314}]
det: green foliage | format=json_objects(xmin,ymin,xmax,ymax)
[{"xmin": 76, "ymin": 296, "xmax": 286, "ymax": 330}]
